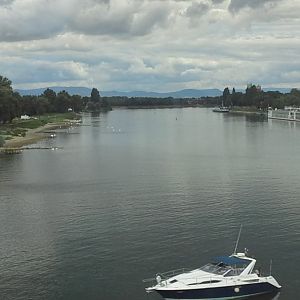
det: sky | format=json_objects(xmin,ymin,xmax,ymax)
[{"xmin": 0, "ymin": 0, "xmax": 300, "ymax": 92}]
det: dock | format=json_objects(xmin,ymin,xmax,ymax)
[{"xmin": 268, "ymin": 107, "xmax": 300, "ymax": 122}]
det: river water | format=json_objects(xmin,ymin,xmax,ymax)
[{"xmin": 0, "ymin": 108, "xmax": 299, "ymax": 300}]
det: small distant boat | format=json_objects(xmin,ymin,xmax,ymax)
[
  {"xmin": 212, "ymin": 106, "xmax": 230, "ymax": 113},
  {"xmin": 144, "ymin": 227, "xmax": 281, "ymax": 299},
  {"xmin": 212, "ymin": 99, "xmax": 230, "ymax": 113}
]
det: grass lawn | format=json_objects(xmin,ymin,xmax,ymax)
[{"xmin": 12, "ymin": 112, "xmax": 78, "ymax": 129}]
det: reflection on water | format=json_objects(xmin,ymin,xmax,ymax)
[
  {"xmin": 252, "ymin": 292, "xmax": 280, "ymax": 300},
  {"xmin": 245, "ymin": 114, "xmax": 268, "ymax": 122},
  {"xmin": 0, "ymin": 108, "xmax": 299, "ymax": 300}
]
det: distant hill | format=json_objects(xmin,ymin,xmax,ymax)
[
  {"xmin": 15, "ymin": 86, "xmax": 294, "ymax": 98},
  {"xmin": 263, "ymin": 87, "xmax": 292, "ymax": 93},
  {"xmin": 15, "ymin": 87, "xmax": 222, "ymax": 98},
  {"xmin": 16, "ymin": 87, "xmax": 92, "ymax": 97},
  {"xmin": 101, "ymin": 89, "xmax": 222, "ymax": 98}
]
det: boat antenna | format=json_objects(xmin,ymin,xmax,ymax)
[
  {"xmin": 269, "ymin": 259, "xmax": 272, "ymax": 276},
  {"xmin": 233, "ymin": 225, "xmax": 243, "ymax": 255}
]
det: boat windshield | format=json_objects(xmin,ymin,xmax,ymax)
[{"xmin": 199, "ymin": 263, "xmax": 232, "ymax": 275}]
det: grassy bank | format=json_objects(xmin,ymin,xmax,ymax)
[
  {"xmin": 0, "ymin": 112, "xmax": 79, "ymax": 148},
  {"xmin": 230, "ymin": 106, "xmax": 267, "ymax": 114}
]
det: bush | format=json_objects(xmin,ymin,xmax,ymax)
[{"xmin": 0, "ymin": 136, "xmax": 5, "ymax": 147}]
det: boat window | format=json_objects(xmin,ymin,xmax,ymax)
[
  {"xmin": 199, "ymin": 263, "xmax": 231, "ymax": 275},
  {"xmin": 201, "ymin": 280, "xmax": 221, "ymax": 284},
  {"xmin": 224, "ymin": 268, "xmax": 244, "ymax": 277},
  {"xmin": 169, "ymin": 279, "xmax": 177, "ymax": 283},
  {"xmin": 188, "ymin": 280, "xmax": 221, "ymax": 286}
]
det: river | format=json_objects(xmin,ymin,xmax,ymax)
[{"xmin": 0, "ymin": 108, "xmax": 299, "ymax": 299}]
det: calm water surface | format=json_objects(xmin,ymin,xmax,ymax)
[{"xmin": 0, "ymin": 108, "xmax": 299, "ymax": 300}]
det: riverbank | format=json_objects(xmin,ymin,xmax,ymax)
[
  {"xmin": 0, "ymin": 113, "xmax": 80, "ymax": 149},
  {"xmin": 229, "ymin": 107, "xmax": 267, "ymax": 115},
  {"xmin": 3, "ymin": 122, "xmax": 66, "ymax": 148},
  {"xmin": 113, "ymin": 104, "xmax": 213, "ymax": 109}
]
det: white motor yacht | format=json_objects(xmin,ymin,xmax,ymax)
[{"xmin": 144, "ymin": 228, "xmax": 281, "ymax": 299}]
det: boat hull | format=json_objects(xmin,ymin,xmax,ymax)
[
  {"xmin": 212, "ymin": 109, "xmax": 230, "ymax": 113},
  {"xmin": 212, "ymin": 107, "xmax": 230, "ymax": 113},
  {"xmin": 156, "ymin": 282, "xmax": 280, "ymax": 300}
]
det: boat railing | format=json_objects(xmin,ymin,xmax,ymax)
[
  {"xmin": 159, "ymin": 268, "xmax": 193, "ymax": 279},
  {"xmin": 143, "ymin": 268, "xmax": 192, "ymax": 284},
  {"xmin": 165, "ymin": 275, "xmax": 256, "ymax": 287},
  {"xmin": 144, "ymin": 272, "xmax": 261, "ymax": 287}
]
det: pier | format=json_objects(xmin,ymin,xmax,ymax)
[{"xmin": 268, "ymin": 107, "xmax": 300, "ymax": 122}]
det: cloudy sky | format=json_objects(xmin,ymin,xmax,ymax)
[{"xmin": 0, "ymin": 0, "xmax": 300, "ymax": 92}]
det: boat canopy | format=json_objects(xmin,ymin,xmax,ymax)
[{"xmin": 213, "ymin": 256, "xmax": 249, "ymax": 265}]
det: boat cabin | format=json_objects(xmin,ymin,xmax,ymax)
[{"xmin": 199, "ymin": 254, "xmax": 255, "ymax": 277}]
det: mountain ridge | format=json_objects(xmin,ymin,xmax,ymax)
[
  {"xmin": 15, "ymin": 87, "xmax": 222, "ymax": 98},
  {"xmin": 15, "ymin": 86, "xmax": 293, "ymax": 98}
]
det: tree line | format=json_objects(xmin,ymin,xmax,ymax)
[
  {"xmin": 0, "ymin": 76, "xmax": 111, "ymax": 123},
  {"xmin": 221, "ymin": 84, "xmax": 300, "ymax": 109},
  {"xmin": 1, "ymin": 75, "xmax": 300, "ymax": 124}
]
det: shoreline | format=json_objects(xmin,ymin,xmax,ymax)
[
  {"xmin": 2, "ymin": 122, "xmax": 73, "ymax": 149},
  {"xmin": 230, "ymin": 110, "xmax": 267, "ymax": 115}
]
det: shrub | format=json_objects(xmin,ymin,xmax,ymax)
[{"xmin": 0, "ymin": 136, "xmax": 5, "ymax": 147}]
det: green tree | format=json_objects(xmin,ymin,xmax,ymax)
[
  {"xmin": 91, "ymin": 88, "xmax": 100, "ymax": 103},
  {"xmin": 223, "ymin": 87, "xmax": 230, "ymax": 106},
  {"xmin": 0, "ymin": 76, "xmax": 20, "ymax": 123},
  {"xmin": 43, "ymin": 88, "xmax": 56, "ymax": 100},
  {"xmin": 0, "ymin": 135, "xmax": 5, "ymax": 147},
  {"xmin": 43, "ymin": 88, "xmax": 57, "ymax": 112},
  {"xmin": 56, "ymin": 91, "xmax": 71, "ymax": 113},
  {"xmin": 245, "ymin": 84, "xmax": 260, "ymax": 106},
  {"xmin": 0, "ymin": 76, "xmax": 13, "ymax": 93},
  {"xmin": 70, "ymin": 95, "xmax": 83, "ymax": 112}
]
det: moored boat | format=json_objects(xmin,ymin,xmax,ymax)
[
  {"xmin": 144, "ymin": 228, "xmax": 281, "ymax": 299},
  {"xmin": 212, "ymin": 106, "xmax": 230, "ymax": 113}
]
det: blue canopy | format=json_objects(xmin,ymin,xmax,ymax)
[{"xmin": 213, "ymin": 256, "xmax": 249, "ymax": 265}]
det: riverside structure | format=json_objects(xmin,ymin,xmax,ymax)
[{"xmin": 268, "ymin": 107, "xmax": 300, "ymax": 121}]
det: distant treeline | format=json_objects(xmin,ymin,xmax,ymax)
[
  {"xmin": 0, "ymin": 76, "xmax": 111, "ymax": 123},
  {"xmin": 221, "ymin": 85, "xmax": 300, "ymax": 109},
  {"xmin": 1, "ymin": 75, "xmax": 300, "ymax": 124},
  {"xmin": 101, "ymin": 96, "xmax": 215, "ymax": 107}
]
